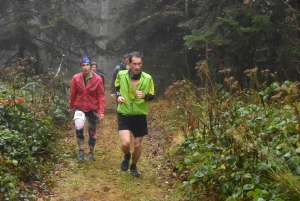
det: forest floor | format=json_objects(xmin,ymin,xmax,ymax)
[{"xmin": 49, "ymin": 91, "xmax": 181, "ymax": 201}]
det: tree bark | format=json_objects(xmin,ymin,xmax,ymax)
[{"xmin": 185, "ymin": 0, "xmax": 191, "ymax": 80}]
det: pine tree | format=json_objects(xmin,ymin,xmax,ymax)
[
  {"xmin": 107, "ymin": 0, "xmax": 299, "ymax": 89},
  {"xmin": 0, "ymin": 0, "xmax": 106, "ymax": 75},
  {"xmin": 107, "ymin": 0, "xmax": 194, "ymax": 94},
  {"xmin": 183, "ymin": 0, "xmax": 299, "ymax": 85}
]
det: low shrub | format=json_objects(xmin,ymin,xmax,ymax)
[
  {"xmin": 0, "ymin": 70, "xmax": 69, "ymax": 200},
  {"xmin": 162, "ymin": 66, "xmax": 300, "ymax": 200}
]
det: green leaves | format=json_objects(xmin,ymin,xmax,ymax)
[
  {"xmin": 287, "ymin": 156, "xmax": 300, "ymax": 172},
  {"xmin": 243, "ymin": 184, "xmax": 255, "ymax": 191},
  {"xmin": 184, "ymin": 157, "xmax": 192, "ymax": 166},
  {"xmin": 0, "ymin": 77, "xmax": 68, "ymax": 200},
  {"xmin": 216, "ymin": 17, "xmax": 239, "ymax": 26},
  {"xmin": 184, "ymin": 31, "xmax": 214, "ymax": 48},
  {"xmin": 257, "ymin": 162, "xmax": 271, "ymax": 172},
  {"xmin": 164, "ymin": 77, "xmax": 300, "ymax": 200},
  {"xmin": 252, "ymin": 15, "xmax": 272, "ymax": 29}
]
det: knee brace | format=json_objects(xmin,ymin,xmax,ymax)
[
  {"xmin": 75, "ymin": 118, "xmax": 85, "ymax": 130},
  {"xmin": 73, "ymin": 110, "xmax": 86, "ymax": 130}
]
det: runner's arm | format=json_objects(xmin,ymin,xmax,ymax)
[
  {"xmin": 110, "ymin": 66, "xmax": 119, "ymax": 94},
  {"xmin": 143, "ymin": 79, "xmax": 155, "ymax": 101}
]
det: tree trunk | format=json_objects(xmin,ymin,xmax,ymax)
[
  {"xmin": 17, "ymin": 0, "xmax": 25, "ymax": 59},
  {"xmin": 185, "ymin": 0, "xmax": 191, "ymax": 80}
]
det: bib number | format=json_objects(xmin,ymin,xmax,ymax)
[{"xmin": 73, "ymin": 110, "xmax": 86, "ymax": 121}]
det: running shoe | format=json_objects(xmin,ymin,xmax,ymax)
[
  {"xmin": 77, "ymin": 150, "xmax": 84, "ymax": 162},
  {"xmin": 130, "ymin": 165, "xmax": 140, "ymax": 177},
  {"xmin": 87, "ymin": 152, "xmax": 95, "ymax": 161},
  {"xmin": 120, "ymin": 153, "xmax": 130, "ymax": 171}
]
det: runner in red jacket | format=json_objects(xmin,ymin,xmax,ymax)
[{"xmin": 68, "ymin": 57, "xmax": 106, "ymax": 162}]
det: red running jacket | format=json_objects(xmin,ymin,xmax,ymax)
[{"xmin": 68, "ymin": 72, "xmax": 106, "ymax": 114}]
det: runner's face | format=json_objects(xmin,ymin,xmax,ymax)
[
  {"xmin": 81, "ymin": 63, "xmax": 91, "ymax": 75},
  {"xmin": 130, "ymin": 57, "xmax": 143, "ymax": 75},
  {"xmin": 91, "ymin": 65, "xmax": 97, "ymax": 73},
  {"xmin": 125, "ymin": 58, "xmax": 130, "ymax": 66}
]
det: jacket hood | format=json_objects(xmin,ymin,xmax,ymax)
[{"xmin": 120, "ymin": 61, "xmax": 126, "ymax": 70}]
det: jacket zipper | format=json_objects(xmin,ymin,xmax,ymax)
[
  {"xmin": 83, "ymin": 76, "xmax": 87, "ymax": 110},
  {"xmin": 125, "ymin": 76, "xmax": 134, "ymax": 115}
]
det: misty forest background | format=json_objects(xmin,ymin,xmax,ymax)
[
  {"xmin": 1, "ymin": 0, "xmax": 299, "ymax": 91},
  {"xmin": 1, "ymin": 0, "xmax": 300, "ymax": 200}
]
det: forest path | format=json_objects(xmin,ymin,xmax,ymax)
[{"xmin": 50, "ymin": 92, "xmax": 173, "ymax": 201}]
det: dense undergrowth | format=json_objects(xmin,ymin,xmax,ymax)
[
  {"xmin": 0, "ymin": 62, "xmax": 69, "ymax": 200},
  {"xmin": 154, "ymin": 63, "xmax": 300, "ymax": 200}
]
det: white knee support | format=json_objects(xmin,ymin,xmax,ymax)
[
  {"xmin": 73, "ymin": 110, "xmax": 86, "ymax": 129},
  {"xmin": 75, "ymin": 118, "xmax": 85, "ymax": 129}
]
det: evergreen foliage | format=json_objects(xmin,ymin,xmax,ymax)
[
  {"xmin": 109, "ymin": 0, "xmax": 300, "ymax": 91},
  {"xmin": 107, "ymin": 0, "xmax": 194, "ymax": 95},
  {"xmin": 0, "ymin": 65, "xmax": 69, "ymax": 200},
  {"xmin": 0, "ymin": 0, "xmax": 106, "ymax": 75}
]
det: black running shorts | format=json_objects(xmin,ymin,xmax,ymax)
[{"xmin": 117, "ymin": 113, "xmax": 148, "ymax": 137}]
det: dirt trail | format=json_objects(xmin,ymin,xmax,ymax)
[{"xmin": 50, "ymin": 93, "xmax": 173, "ymax": 201}]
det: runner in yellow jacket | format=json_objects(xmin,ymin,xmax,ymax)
[{"xmin": 114, "ymin": 51, "xmax": 154, "ymax": 177}]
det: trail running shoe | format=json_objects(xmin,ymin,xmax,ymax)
[
  {"xmin": 120, "ymin": 153, "xmax": 130, "ymax": 171},
  {"xmin": 87, "ymin": 152, "xmax": 95, "ymax": 161},
  {"xmin": 77, "ymin": 150, "xmax": 84, "ymax": 162},
  {"xmin": 130, "ymin": 165, "xmax": 140, "ymax": 177}
]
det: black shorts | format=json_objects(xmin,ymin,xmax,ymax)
[{"xmin": 118, "ymin": 113, "xmax": 148, "ymax": 137}]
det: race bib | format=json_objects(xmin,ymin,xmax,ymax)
[{"xmin": 73, "ymin": 110, "xmax": 86, "ymax": 121}]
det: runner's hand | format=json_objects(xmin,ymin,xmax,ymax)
[
  {"xmin": 97, "ymin": 113, "xmax": 104, "ymax": 120},
  {"xmin": 135, "ymin": 90, "xmax": 145, "ymax": 99},
  {"xmin": 69, "ymin": 108, "xmax": 75, "ymax": 116},
  {"xmin": 117, "ymin": 96, "xmax": 125, "ymax": 104}
]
